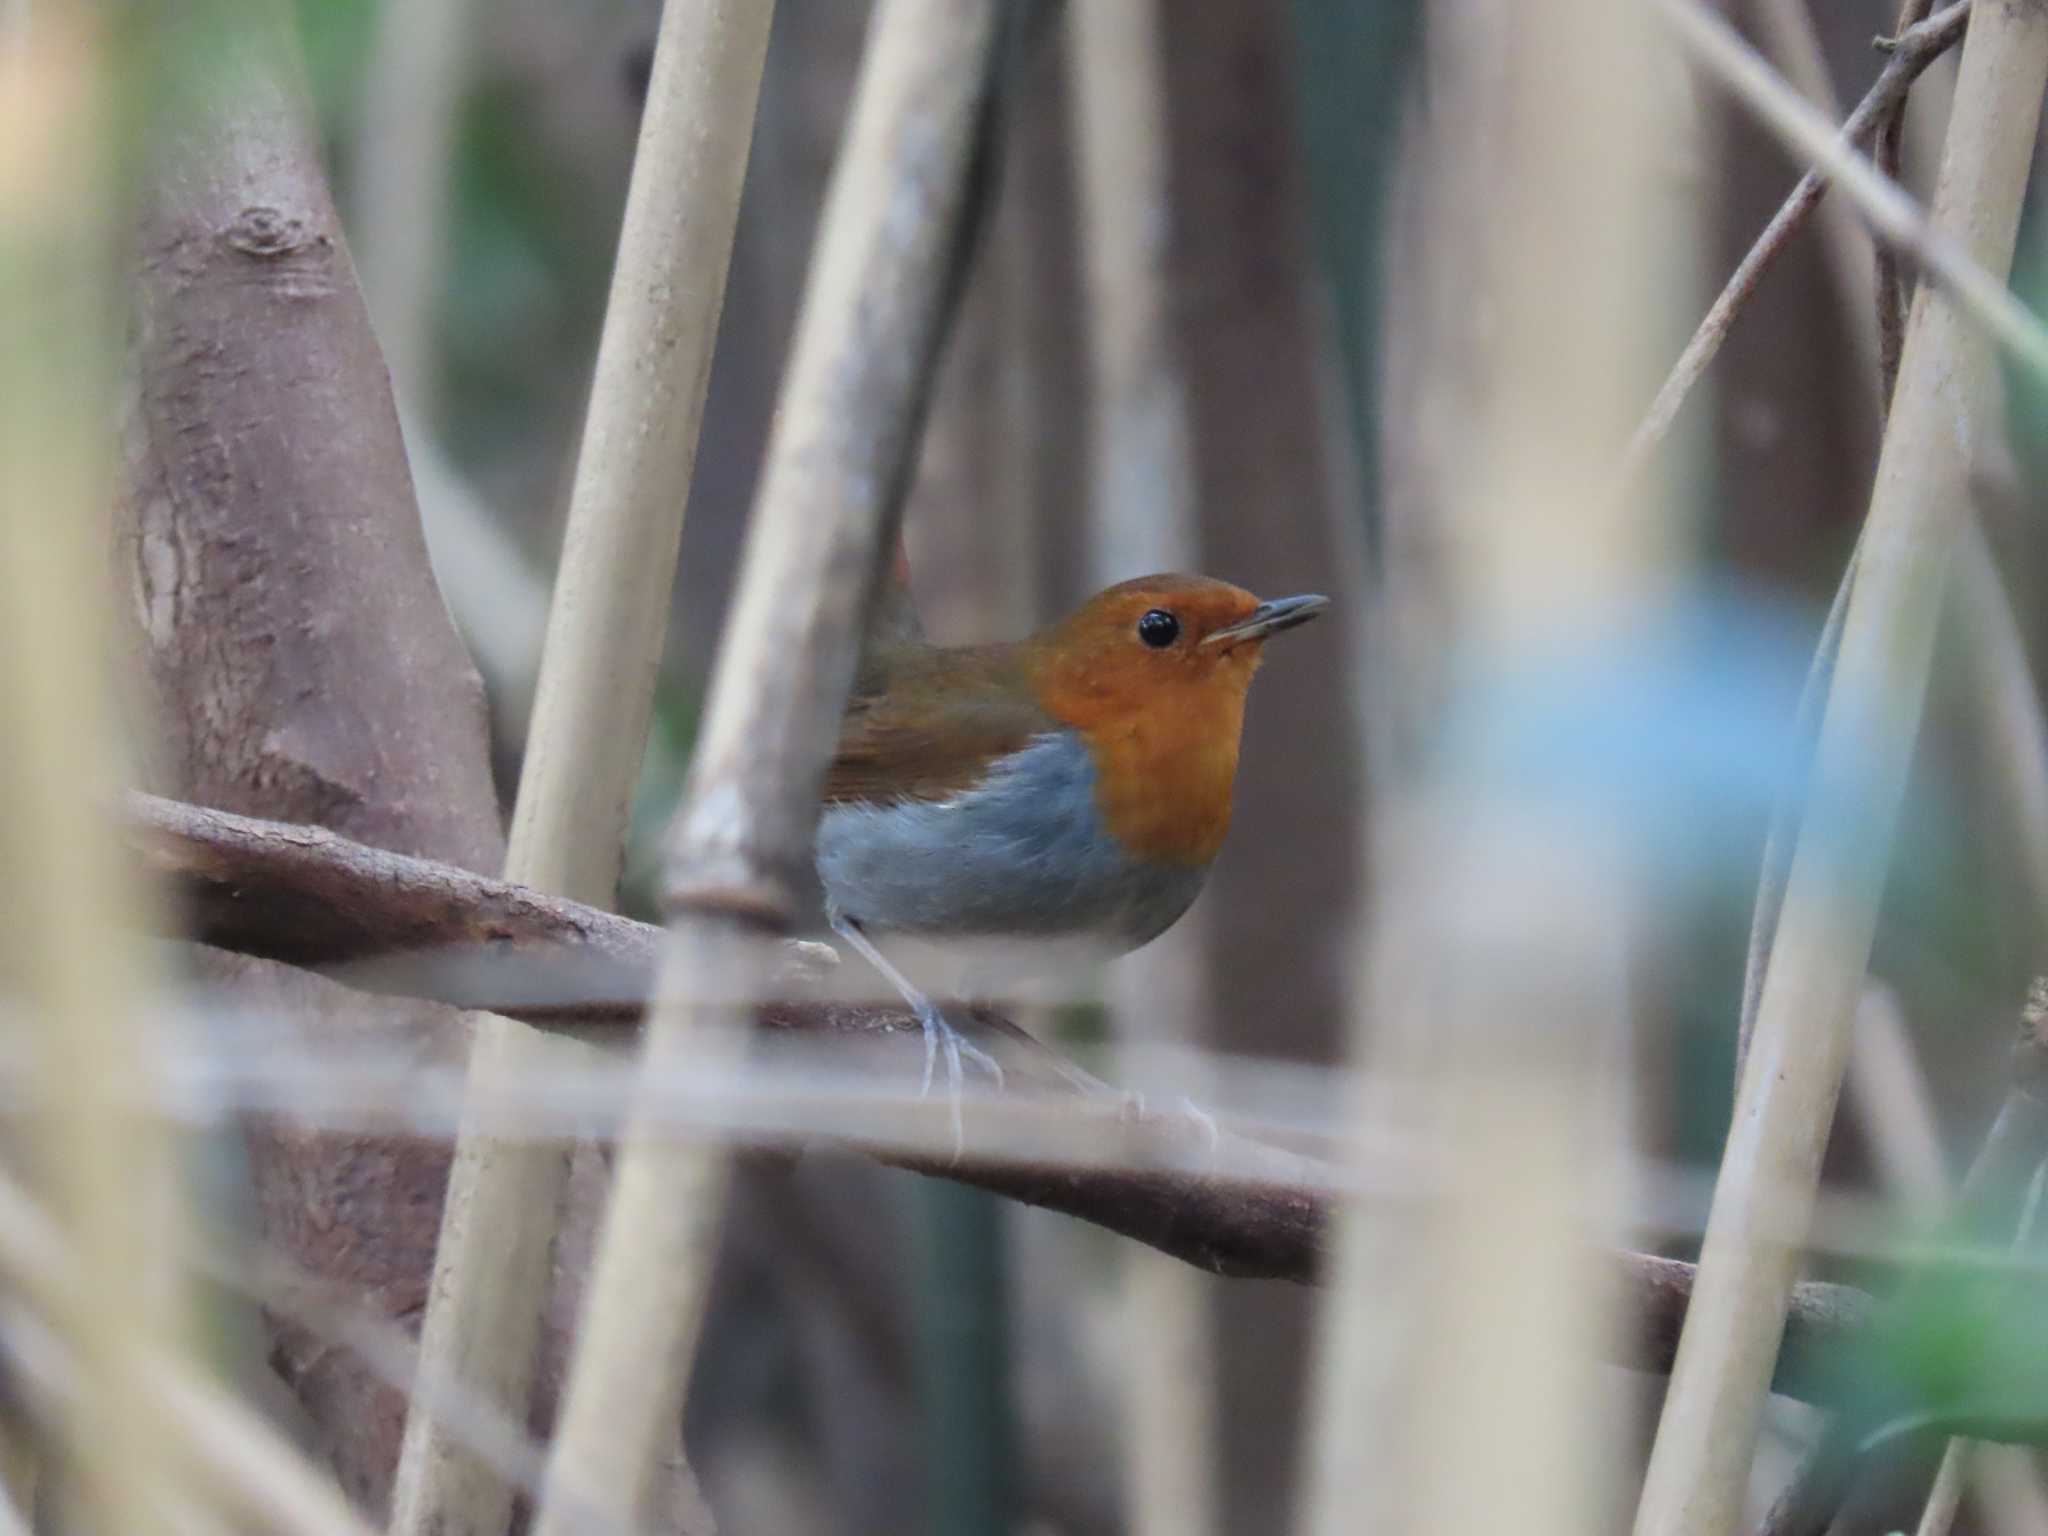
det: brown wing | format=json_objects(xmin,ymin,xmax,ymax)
[{"xmin": 824, "ymin": 642, "xmax": 1056, "ymax": 806}]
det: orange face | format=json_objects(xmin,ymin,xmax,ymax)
[{"xmin": 1028, "ymin": 575, "xmax": 1327, "ymax": 866}]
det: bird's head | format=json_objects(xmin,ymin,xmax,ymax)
[{"xmin": 1027, "ymin": 574, "xmax": 1328, "ymax": 865}]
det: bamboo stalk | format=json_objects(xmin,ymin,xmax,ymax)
[
  {"xmin": 1066, "ymin": 6, "xmax": 1219, "ymax": 1534},
  {"xmin": 1301, "ymin": 1, "xmax": 1677, "ymax": 1532},
  {"xmin": 391, "ymin": 6, "xmax": 776, "ymax": 1534},
  {"xmin": 1630, "ymin": 5, "xmax": 2048, "ymax": 1532},
  {"xmin": 531, "ymin": 4, "xmax": 1008, "ymax": 1529},
  {"xmin": 0, "ymin": 12, "xmax": 183, "ymax": 1532}
]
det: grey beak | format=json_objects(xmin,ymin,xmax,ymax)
[{"xmin": 1201, "ymin": 593, "xmax": 1330, "ymax": 649}]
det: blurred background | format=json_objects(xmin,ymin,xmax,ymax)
[{"xmin": 287, "ymin": 0, "xmax": 2048, "ymax": 1531}]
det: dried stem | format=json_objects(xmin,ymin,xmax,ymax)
[
  {"xmin": 1620, "ymin": 0, "xmax": 1968, "ymax": 482},
  {"xmin": 391, "ymin": 4, "xmax": 776, "ymax": 1532},
  {"xmin": 1632, "ymin": 4, "xmax": 2048, "ymax": 1531},
  {"xmin": 531, "ymin": 4, "xmax": 1010, "ymax": 1529}
]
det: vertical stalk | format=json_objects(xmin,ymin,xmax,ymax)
[
  {"xmin": 1633, "ymin": 7, "xmax": 2048, "ymax": 1534},
  {"xmin": 531, "ymin": 3, "xmax": 1007, "ymax": 1530},
  {"xmin": 391, "ymin": 6, "xmax": 775, "ymax": 1535},
  {"xmin": 0, "ymin": 10, "xmax": 182, "ymax": 1532},
  {"xmin": 1067, "ymin": 6, "xmax": 1218, "ymax": 1535},
  {"xmin": 1301, "ymin": 1, "xmax": 1676, "ymax": 1532}
]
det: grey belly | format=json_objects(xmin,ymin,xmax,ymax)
[{"xmin": 814, "ymin": 731, "xmax": 1208, "ymax": 952}]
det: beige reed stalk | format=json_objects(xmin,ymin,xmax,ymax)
[
  {"xmin": 1300, "ymin": 1, "xmax": 1678, "ymax": 1533},
  {"xmin": 531, "ymin": 3, "xmax": 1007, "ymax": 1530},
  {"xmin": 0, "ymin": 14, "xmax": 185, "ymax": 1533},
  {"xmin": 1631, "ymin": 5, "xmax": 2048, "ymax": 1533},
  {"xmin": 1073, "ymin": 3, "xmax": 1212, "ymax": 1536},
  {"xmin": 391, "ymin": 6, "xmax": 774, "ymax": 1535},
  {"xmin": 1067, "ymin": 6, "xmax": 1219, "ymax": 1534}
]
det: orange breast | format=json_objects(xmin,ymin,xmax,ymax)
[{"xmin": 1033, "ymin": 658, "xmax": 1253, "ymax": 867}]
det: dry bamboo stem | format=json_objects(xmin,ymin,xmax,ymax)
[
  {"xmin": 1652, "ymin": 0, "xmax": 2048, "ymax": 383},
  {"xmin": 390, "ymin": 7, "xmax": 775, "ymax": 1535},
  {"xmin": 532, "ymin": 4, "xmax": 1007, "ymax": 1529},
  {"xmin": 1302, "ymin": 2, "xmax": 1675, "ymax": 1533},
  {"xmin": 0, "ymin": 14, "xmax": 184, "ymax": 1532},
  {"xmin": 1066, "ymin": 6, "xmax": 1217, "ymax": 1533},
  {"xmin": 1630, "ymin": 5, "xmax": 2048, "ymax": 1533}
]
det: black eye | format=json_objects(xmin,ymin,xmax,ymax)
[{"xmin": 1136, "ymin": 609, "xmax": 1180, "ymax": 648}]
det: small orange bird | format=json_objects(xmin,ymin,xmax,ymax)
[{"xmin": 815, "ymin": 572, "xmax": 1327, "ymax": 1094}]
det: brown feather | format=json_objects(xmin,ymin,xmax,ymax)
[{"xmin": 824, "ymin": 642, "xmax": 1057, "ymax": 805}]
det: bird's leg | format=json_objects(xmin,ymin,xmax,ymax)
[{"xmin": 829, "ymin": 916, "xmax": 1005, "ymax": 1100}]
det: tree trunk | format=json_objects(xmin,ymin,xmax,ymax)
[{"xmin": 115, "ymin": 3, "xmax": 505, "ymax": 1510}]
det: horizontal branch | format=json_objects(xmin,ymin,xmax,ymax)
[{"xmin": 122, "ymin": 790, "xmax": 1872, "ymax": 1400}]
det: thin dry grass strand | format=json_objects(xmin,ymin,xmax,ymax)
[{"xmin": 1633, "ymin": 5, "xmax": 2048, "ymax": 1530}]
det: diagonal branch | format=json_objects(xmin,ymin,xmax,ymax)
[{"xmin": 118, "ymin": 789, "xmax": 1883, "ymax": 1400}]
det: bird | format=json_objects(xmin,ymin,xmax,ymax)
[{"xmin": 814, "ymin": 572, "xmax": 1328, "ymax": 1103}]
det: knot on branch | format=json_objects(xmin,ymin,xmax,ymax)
[{"xmin": 224, "ymin": 205, "xmax": 317, "ymax": 260}]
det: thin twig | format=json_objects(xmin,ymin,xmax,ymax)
[{"xmin": 1620, "ymin": 0, "xmax": 1969, "ymax": 482}]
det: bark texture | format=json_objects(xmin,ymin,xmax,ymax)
[{"xmin": 115, "ymin": 7, "xmax": 505, "ymax": 1510}]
